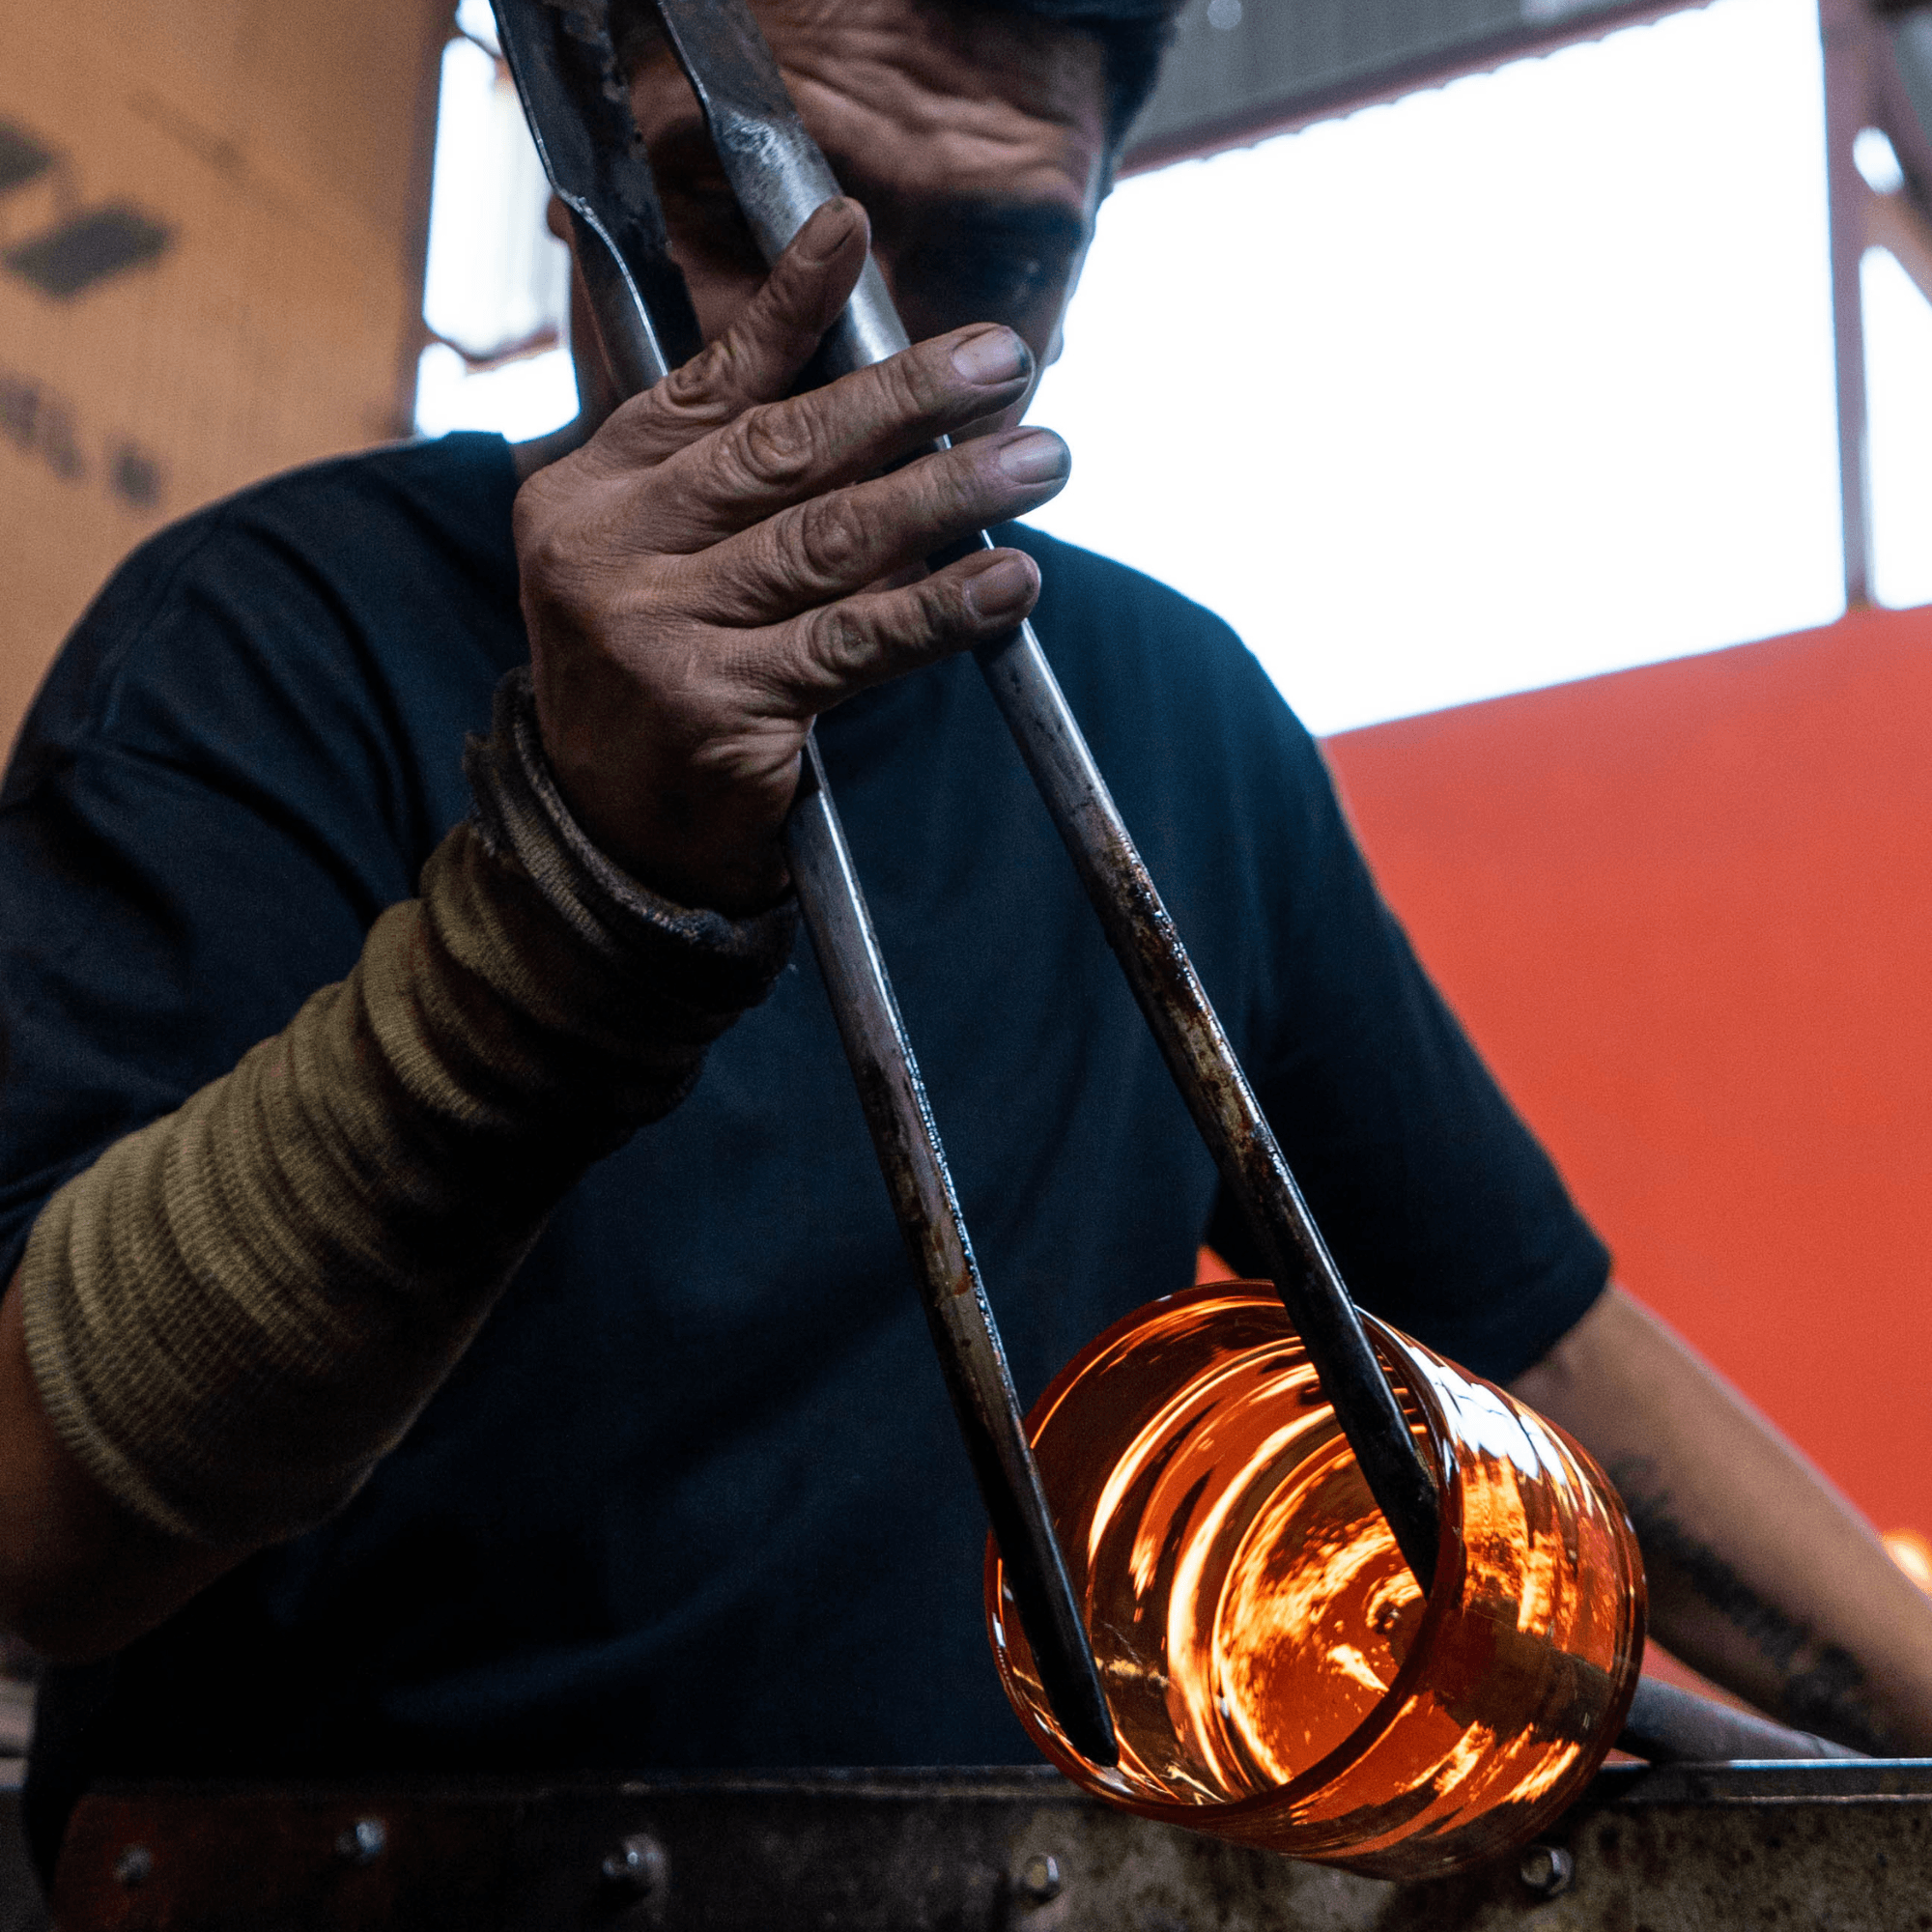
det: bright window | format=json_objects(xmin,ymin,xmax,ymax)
[
  {"xmin": 414, "ymin": 11, "xmax": 579, "ymax": 441},
  {"xmin": 414, "ymin": 0, "xmax": 1932, "ymax": 734},
  {"xmin": 1025, "ymin": 0, "xmax": 1847, "ymax": 734},
  {"xmin": 1864, "ymin": 244, "xmax": 1932, "ymax": 611}
]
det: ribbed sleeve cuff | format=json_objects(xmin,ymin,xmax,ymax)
[{"xmin": 464, "ymin": 666, "xmax": 798, "ymax": 1014}]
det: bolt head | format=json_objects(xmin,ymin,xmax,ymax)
[
  {"xmin": 601, "ymin": 1832, "xmax": 668, "ymax": 1897},
  {"xmin": 335, "ymin": 1817, "xmax": 387, "ymax": 1865},
  {"xmin": 113, "ymin": 1844, "xmax": 153, "ymax": 1889},
  {"xmin": 1518, "ymin": 1842, "xmax": 1575, "ymax": 1897},
  {"xmin": 1017, "ymin": 1851, "xmax": 1063, "ymax": 1903}
]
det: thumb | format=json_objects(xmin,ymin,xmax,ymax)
[{"xmin": 595, "ymin": 198, "xmax": 872, "ymax": 469}]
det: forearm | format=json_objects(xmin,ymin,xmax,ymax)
[
  {"xmin": 0, "ymin": 672, "xmax": 795, "ymax": 1660},
  {"xmin": 1510, "ymin": 1285, "xmax": 1932, "ymax": 1753},
  {"xmin": 0, "ymin": 1280, "xmax": 237, "ymax": 1662}
]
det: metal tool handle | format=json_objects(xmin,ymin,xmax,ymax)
[
  {"xmin": 651, "ymin": 0, "xmax": 1440, "ymax": 1591},
  {"xmin": 969, "ymin": 610, "xmax": 1443, "ymax": 1584},
  {"xmin": 788, "ymin": 746, "xmax": 1115, "ymax": 1761},
  {"xmin": 568, "ymin": 208, "xmax": 684, "ymax": 399},
  {"xmin": 1619, "ymin": 1676, "xmax": 1863, "ymax": 1764}
]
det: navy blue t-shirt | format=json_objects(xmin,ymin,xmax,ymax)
[{"xmin": 0, "ymin": 433, "xmax": 1607, "ymax": 1844}]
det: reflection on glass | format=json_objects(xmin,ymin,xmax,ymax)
[{"xmin": 986, "ymin": 1285, "xmax": 1645, "ymax": 1880}]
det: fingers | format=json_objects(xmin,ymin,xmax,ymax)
[
  {"xmin": 744, "ymin": 546, "xmax": 1045, "ymax": 713},
  {"xmin": 688, "ymin": 425, "xmax": 1069, "ymax": 625},
  {"xmin": 640, "ymin": 323, "xmax": 1038, "ymax": 554},
  {"xmin": 567, "ymin": 188, "xmax": 1040, "ymax": 575},
  {"xmin": 593, "ymin": 198, "xmax": 873, "ymax": 468}
]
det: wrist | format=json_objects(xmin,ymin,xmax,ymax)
[
  {"xmin": 528, "ymin": 734, "xmax": 798, "ymax": 923},
  {"xmin": 467, "ymin": 667, "xmax": 799, "ymax": 995}
]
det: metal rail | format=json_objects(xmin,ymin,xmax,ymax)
[
  {"xmin": 55, "ymin": 1762, "xmax": 1932, "ymax": 1929},
  {"xmin": 1619, "ymin": 1677, "xmax": 1859, "ymax": 1766}
]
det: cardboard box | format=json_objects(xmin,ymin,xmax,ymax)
[{"xmin": 0, "ymin": 0, "xmax": 445, "ymax": 753}]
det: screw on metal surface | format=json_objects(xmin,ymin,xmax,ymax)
[
  {"xmin": 335, "ymin": 1817, "xmax": 387, "ymax": 1865},
  {"xmin": 1518, "ymin": 1843, "xmax": 1575, "ymax": 1897},
  {"xmin": 1016, "ymin": 1852, "xmax": 1063, "ymax": 1904},
  {"xmin": 601, "ymin": 1832, "xmax": 668, "ymax": 1897},
  {"xmin": 113, "ymin": 1844, "xmax": 153, "ymax": 1889}
]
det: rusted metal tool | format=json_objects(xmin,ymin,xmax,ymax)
[
  {"xmin": 491, "ymin": 0, "xmax": 1113, "ymax": 1766},
  {"xmin": 491, "ymin": 0, "xmax": 1853, "ymax": 1775},
  {"xmin": 1619, "ymin": 1676, "xmax": 1858, "ymax": 1766},
  {"xmin": 643, "ymin": 0, "xmax": 1442, "ymax": 1599}
]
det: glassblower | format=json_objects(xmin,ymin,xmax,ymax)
[{"xmin": 490, "ymin": 0, "xmax": 1858, "ymax": 1878}]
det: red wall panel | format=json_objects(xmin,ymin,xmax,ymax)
[{"xmin": 1321, "ymin": 607, "xmax": 1932, "ymax": 1539}]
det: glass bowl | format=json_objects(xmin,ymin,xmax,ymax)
[{"xmin": 985, "ymin": 1283, "xmax": 1644, "ymax": 1880}]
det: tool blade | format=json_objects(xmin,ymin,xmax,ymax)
[{"xmin": 490, "ymin": 0, "xmax": 702, "ymax": 384}]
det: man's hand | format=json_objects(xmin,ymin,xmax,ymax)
[{"xmin": 515, "ymin": 197, "xmax": 1068, "ymax": 916}]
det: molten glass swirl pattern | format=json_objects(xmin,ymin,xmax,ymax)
[{"xmin": 985, "ymin": 1285, "xmax": 1645, "ymax": 1880}]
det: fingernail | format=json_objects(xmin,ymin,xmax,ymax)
[
  {"xmin": 797, "ymin": 198, "xmax": 861, "ymax": 263},
  {"xmin": 996, "ymin": 430, "xmax": 1069, "ymax": 485},
  {"xmin": 964, "ymin": 552, "xmax": 1037, "ymax": 619},
  {"xmin": 952, "ymin": 327, "xmax": 1032, "ymax": 386}
]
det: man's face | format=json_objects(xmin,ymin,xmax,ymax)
[{"xmin": 622, "ymin": 0, "xmax": 1112, "ymax": 417}]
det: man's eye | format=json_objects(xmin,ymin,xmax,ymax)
[
  {"xmin": 960, "ymin": 250, "xmax": 1054, "ymax": 312},
  {"xmin": 665, "ymin": 186, "xmax": 762, "ymax": 271},
  {"xmin": 899, "ymin": 241, "xmax": 1062, "ymax": 327}
]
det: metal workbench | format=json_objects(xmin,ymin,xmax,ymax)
[{"xmin": 45, "ymin": 1759, "xmax": 1932, "ymax": 1929}]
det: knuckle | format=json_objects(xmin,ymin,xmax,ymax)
[
  {"xmin": 919, "ymin": 572, "xmax": 974, "ymax": 639},
  {"xmin": 936, "ymin": 447, "xmax": 991, "ymax": 515},
  {"xmin": 892, "ymin": 452, "xmax": 988, "ymax": 553},
  {"xmin": 750, "ymin": 260, "xmax": 829, "ymax": 347},
  {"xmin": 515, "ymin": 481, "xmax": 635, "ymax": 615},
  {"xmin": 516, "ymin": 508, "xmax": 586, "ymax": 606},
  {"xmin": 803, "ymin": 600, "xmax": 869, "ymax": 675},
  {"xmin": 820, "ymin": 582, "xmax": 950, "ymax": 680},
  {"xmin": 656, "ymin": 347, "xmax": 736, "ymax": 425},
  {"xmin": 618, "ymin": 360, "xmax": 737, "ymax": 456},
  {"xmin": 729, "ymin": 402, "xmax": 821, "ymax": 493},
  {"xmin": 876, "ymin": 350, "xmax": 938, "ymax": 425},
  {"xmin": 781, "ymin": 491, "xmax": 871, "ymax": 590}
]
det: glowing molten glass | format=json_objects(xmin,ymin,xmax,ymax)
[{"xmin": 985, "ymin": 1285, "xmax": 1645, "ymax": 1880}]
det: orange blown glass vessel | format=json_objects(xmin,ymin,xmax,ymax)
[{"xmin": 985, "ymin": 1284, "xmax": 1645, "ymax": 1880}]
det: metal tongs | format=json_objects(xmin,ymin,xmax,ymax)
[{"xmin": 488, "ymin": 0, "xmax": 1857, "ymax": 1773}]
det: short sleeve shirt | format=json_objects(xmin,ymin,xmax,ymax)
[{"xmin": 0, "ymin": 434, "xmax": 1609, "ymax": 1835}]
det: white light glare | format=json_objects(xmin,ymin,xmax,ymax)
[
  {"xmin": 415, "ymin": 342, "xmax": 580, "ymax": 442},
  {"xmin": 1025, "ymin": 0, "xmax": 1843, "ymax": 736},
  {"xmin": 421, "ymin": 36, "xmax": 570, "ymax": 362},
  {"xmin": 1863, "ymin": 246, "xmax": 1932, "ymax": 610},
  {"xmin": 455, "ymin": 0, "xmax": 500, "ymax": 55},
  {"xmin": 1855, "ymin": 126, "xmax": 1906, "ymax": 196}
]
